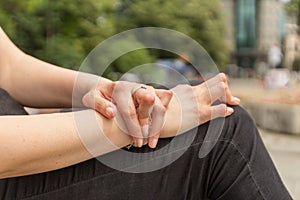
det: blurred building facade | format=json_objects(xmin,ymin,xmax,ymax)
[
  {"xmin": 284, "ymin": 23, "xmax": 298, "ymax": 70},
  {"xmin": 221, "ymin": 0, "xmax": 286, "ymax": 69}
]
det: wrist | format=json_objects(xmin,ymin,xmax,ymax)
[{"xmin": 94, "ymin": 111, "xmax": 132, "ymax": 148}]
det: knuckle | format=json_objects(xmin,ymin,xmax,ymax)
[
  {"xmin": 95, "ymin": 103, "xmax": 105, "ymax": 112},
  {"xmin": 218, "ymin": 104, "xmax": 227, "ymax": 115},
  {"xmin": 97, "ymin": 99, "xmax": 109, "ymax": 108},
  {"xmin": 110, "ymin": 81, "xmax": 117, "ymax": 91},
  {"xmin": 143, "ymin": 93, "xmax": 155, "ymax": 105},
  {"xmin": 219, "ymin": 73, "xmax": 227, "ymax": 81},
  {"xmin": 165, "ymin": 90, "xmax": 173, "ymax": 98},
  {"xmin": 219, "ymin": 82, "xmax": 226, "ymax": 90}
]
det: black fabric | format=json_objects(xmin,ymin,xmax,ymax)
[
  {"xmin": 0, "ymin": 89, "xmax": 292, "ymax": 200},
  {"xmin": 0, "ymin": 88, "xmax": 27, "ymax": 115}
]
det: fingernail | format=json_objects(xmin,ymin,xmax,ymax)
[
  {"xmin": 143, "ymin": 139, "xmax": 148, "ymax": 145},
  {"xmin": 233, "ymin": 97, "xmax": 240, "ymax": 103},
  {"xmin": 137, "ymin": 139, "xmax": 143, "ymax": 147},
  {"xmin": 227, "ymin": 107, "xmax": 234, "ymax": 114},
  {"xmin": 132, "ymin": 139, "xmax": 138, "ymax": 147},
  {"xmin": 150, "ymin": 138, "xmax": 158, "ymax": 148},
  {"xmin": 142, "ymin": 125, "xmax": 149, "ymax": 138},
  {"xmin": 105, "ymin": 107, "xmax": 114, "ymax": 118}
]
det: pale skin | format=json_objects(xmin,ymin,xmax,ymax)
[
  {"xmin": 0, "ymin": 27, "xmax": 168, "ymax": 148},
  {"xmin": 0, "ymin": 27, "xmax": 240, "ymax": 178}
]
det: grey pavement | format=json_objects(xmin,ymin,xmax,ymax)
[{"xmin": 259, "ymin": 128, "xmax": 300, "ymax": 199}]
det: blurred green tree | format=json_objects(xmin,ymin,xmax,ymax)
[
  {"xmin": 293, "ymin": 57, "xmax": 300, "ymax": 71},
  {"xmin": 0, "ymin": 0, "xmax": 228, "ymax": 72},
  {"xmin": 286, "ymin": 0, "xmax": 300, "ymax": 29},
  {"xmin": 115, "ymin": 0, "xmax": 229, "ymax": 69},
  {"xmin": 0, "ymin": 0, "xmax": 117, "ymax": 69}
]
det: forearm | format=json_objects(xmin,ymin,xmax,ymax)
[
  {"xmin": 0, "ymin": 96, "xmax": 198, "ymax": 179},
  {"xmin": 0, "ymin": 110, "xmax": 131, "ymax": 178},
  {"xmin": 0, "ymin": 27, "xmax": 110, "ymax": 108},
  {"xmin": 2, "ymin": 53, "xmax": 111, "ymax": 108}
]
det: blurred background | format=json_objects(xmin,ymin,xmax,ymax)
[{"xmin": 1, "ymin": 0, "xmax": 300, "ymax": 198}]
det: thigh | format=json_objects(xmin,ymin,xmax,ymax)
[
  {"xmin": 206, "ymin": 106, "xmax": 292, "ymax": 200},
  {"xmin": 0, "ymin": 133, "xmax": 210, "ymax": 200},
  {"xmin": 0, "ymin": 92, "xmax": 292, "ymax": 200},
  {"xmin": 0, "ymin": 88, "xmax": 208, "ymax": 199}
]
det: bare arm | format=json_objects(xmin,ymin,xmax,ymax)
[
  {"xmin": 0, "ymin": 27, "xmax": 109, "ymax": 108},
  {"xmin": 0, "ymin": 27, "xmax": 171, "ymax": 148},
  {"xmin": 0, "ymin": 110, "xmax": 131, "ymax": 178},
  {"xmin": 0, "ymin": 73, "xmax": 240, "ymax": 179}
]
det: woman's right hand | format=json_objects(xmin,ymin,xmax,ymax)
[{"xmin": 160, "ymin": 73, "xmax": 240, "ymax": 137}]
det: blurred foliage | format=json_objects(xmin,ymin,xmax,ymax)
[
  {"xmin": 0, "ymin": 0, "xmax": 228, "ymax": 72},
  {"xmin": 115, "ymin": 0, "xmax": 229, "ymax": 68},
  {"xmin": 0, "ymin": 0, "xmax": 116, "ymax": 69},
  {"xmin": 286, "ymin": 0, "xmax": 299, "ymax": 16},
  {"xmin": 293, "ymin": 57, "xmax": 300, "ymax": 71},
  {"xmin": 286, "ymin": 0, "xmax": 300, "ymax": 28}
]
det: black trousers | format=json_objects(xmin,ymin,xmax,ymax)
[{"xmin": 0, "ymin": 89, "xmax": 292, "ymax": 200}]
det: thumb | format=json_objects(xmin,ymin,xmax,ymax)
[
  {"xmin": 210, "ymin": 104, "xmax": 234, "ymax": 120},
  {"xmin": 82, "ymin": 90, "xmax": 115, "ymax": 119}
]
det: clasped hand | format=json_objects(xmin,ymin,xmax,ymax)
[{"xmin": 82, "ymin": 73, "xmax": 240, "ymax": 149}]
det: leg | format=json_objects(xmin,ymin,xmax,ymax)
[
  {"xmin": 204, "ymin": 106, "xmax": 292, "ymax": 200},
  {"xmin": 0, "ymin": 89, "xmax": 291, "ymax": 200}
]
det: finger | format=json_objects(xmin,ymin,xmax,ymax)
[
  {"xmin": 137, "ymin": 93, "xmax": 155, "ymax": 134},
  {"xmin": 120, "ymin": 99, "xmax": 143, "ymax": 147},
  {"xmin": 148, "ymin": 96, "xmax": 166, "ymax": 148},
  {"xmin": 134, "ymin": 87, "xmax": 156, "ymax": 147},
  {"xmin": 205, "ymin": 73, "xmax": 225, "ymax": 87},
  {"xmin": 210, "ymin": 104, "xmax": 234, "ymax": 120},
  {"xmin": 198, "ymin": 74, "xmax": 226, "ymax": 104},
  {"xmin": 135, "ymin": 88, "xmax": 155, "ymax": 120},
  {"xmin": 221, "ymin": 84, "xmax": 240, "ymax": 105},
  {"xmin": 112, "ymin": 89, "xmax": 143, "ymax": 148},
  {"xmin": 217, "ymin": 73, "xmax": 240, "ymax": 105},
  {"xmin": 208, "ymin": 81, "xmax": 227, "ymax": 103},
  {"xmin": 131, "ymin": 137, "xmax": 138, "ymax": 147},
  {"xmin": 97, "ymin": 80, "xmax": 116, "ymax": 100},
  {"xmin": 146, "ymin": 89, "xmax": 173, "ymax": 148},
  {"xmin": 207, "ymin": 76, "xmax": 239, "ymax": 105},
  {"xmin": 155, "ymin": 89, "xmax": 173, "ymax": 108},
  {"xmin": 82, "ymin": 90, "xmax": 115, "ymax": 118},
  {"xmin": 148, "ymin": 133, "xmax": 160, "ymax": 149}
]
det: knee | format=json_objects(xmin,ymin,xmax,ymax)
[
  {"xmin": 223, "ymin": 105, "xmax": 260, "ymax": 145},
  {"xmin": 222, "ymin": 106, "xmax": 262, "ymax": 160},
  {"xmin": 231, "ymin": 105, "xmax": 255, "ymax": 125}
]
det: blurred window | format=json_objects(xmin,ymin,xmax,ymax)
[{"xmin": 236, "ymin": 0, "xmax": 256, "ymax": 49}]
